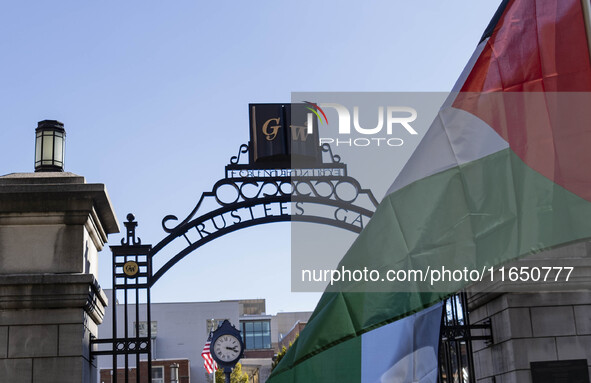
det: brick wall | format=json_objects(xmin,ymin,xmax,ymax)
[
  {"xmin": 278, "ymin": 322, "xmax": 305, "ymax": 350},
  {"xmin": 100, "ymin": 359, "xmax": 190, "ymax": 383}
]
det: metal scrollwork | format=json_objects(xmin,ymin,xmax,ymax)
[
  {"xmin": 161, "ymin": 192, "xmax": 210, "ymax": 233},
  {"xmin": 322, "ymin": 143, "xmax": 341, "ymax": 163},
  {"xmin": 230, "ymin": 144, "xmax": 249, "ymax": 165},
  {"xmin": 160, "ymin": 144, "xmax": 377, "ymax": 232}
]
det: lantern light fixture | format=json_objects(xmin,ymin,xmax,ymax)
[{"xmin": 35, "ymin": 120, "xmax": 66, "ymax": 172}]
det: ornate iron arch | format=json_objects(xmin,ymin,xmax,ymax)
[{"xmin": 147, "ymin": 143, "xmax": 378, "ymax": 285}]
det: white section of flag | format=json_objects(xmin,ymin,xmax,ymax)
[
  {"xmin": 361, "ymin": 303, "xmax": 443, "ymax": 383},
  {"xmin": 387, "ymin": 105, "xmax": 509, "ymax": 195}
]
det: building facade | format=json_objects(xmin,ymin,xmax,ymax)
[
  {"xmin": 100, "ymin": 359, "xmax": 190, "ymax": 383},
  {"xmin": 97, "ymin": 294, "xmax": 311, "ymax": 383}
]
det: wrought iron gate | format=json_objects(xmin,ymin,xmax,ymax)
[
  {"xmin": 439, "ymin": 292, "xmax": 493, "ymax": 383},
  {"xmin": 93, "ymin": 214, "xmax": 153, "ymax": 382}
]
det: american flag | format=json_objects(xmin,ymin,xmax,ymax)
[{"xmin": 201, "ymin": 332, "xmax": 218, "ymax": 374}]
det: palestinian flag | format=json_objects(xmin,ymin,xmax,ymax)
[{"xmin": 269, "ymin": 0, "xmax": 591, "ymax": 382}]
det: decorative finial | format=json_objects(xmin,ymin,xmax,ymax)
[{"xmin": 121, "ymin": 213, "xmax": 141, "ymax": 246}]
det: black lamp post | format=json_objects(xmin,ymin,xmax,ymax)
[{"xmin": 35, "ymin": 120, "xmax": 66, "ymax": 172}]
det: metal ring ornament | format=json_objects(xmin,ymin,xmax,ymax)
[
  {"xmin": 334, "ymin": 180, "xmax": 360, "ymax": 203},
  {"xmin": 214, "ymin": 181, "xmax": 241, "ymax": 205}
]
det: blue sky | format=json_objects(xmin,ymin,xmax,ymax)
[{"xmin": 0, "ymin": 1, "xmax": 500, "ymax": 314}]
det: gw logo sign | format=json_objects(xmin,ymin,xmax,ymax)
[
  {"xmin": 306, "ymin": 103, "xmax": 418, "ymax": 147},
  {"xmin": 262, "ymin": 117, "xmax": 309, "ymax": 142}
]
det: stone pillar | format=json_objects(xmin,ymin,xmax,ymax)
[
  {"xmin": 468, "ymin": 241, "xmax": 591, "ymax": 383},
  {"xmin": 0, "ymin": 172, "xmax": 119, "ymax": 383}
]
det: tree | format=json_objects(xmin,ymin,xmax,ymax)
[
  {"xmin": 272, "ymin": 334, "xmax": 298, "ymax": 372},
  {"xmin": 272, "ymin": 346, "xmax": 287, "ymax": 371},
  {"xmin": 215, "ymin": 362, "xmax": 249, "ymax": 383}
]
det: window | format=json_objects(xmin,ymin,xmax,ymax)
[
  {"xmin": 241, "ymin": 320, "xmax": 271, "ymax": 349},
  {"xmin": 135, "ymin": 321, "xmax": 158, "ymax": 338},
  {"xmin": 151, "ymin": 366, "xmax": 164, "ymax": 383}
]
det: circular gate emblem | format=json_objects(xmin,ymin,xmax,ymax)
[{"xmin": 123, "ymin": 261, "xmax": 139, "ymax": 277}]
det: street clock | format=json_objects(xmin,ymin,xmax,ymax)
[{"xmin": 210, "ymin": 320, "xmax": 245, "ymax": 368}]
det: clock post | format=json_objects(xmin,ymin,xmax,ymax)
[
  {"xmin": 210, "ymin": 320, "xmax": 246, "ymax": 383},
  {"xmin": 223, "ymin": 367, "xmax": 232, "ymax": 383}
]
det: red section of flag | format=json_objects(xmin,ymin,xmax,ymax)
[
  {"xmin": 202, "ymin": 333, "xmax": 218, "ymax": 374},
  {"xmin": 454, "ymin": 0, "xmax": 591, "ymax": 201}
]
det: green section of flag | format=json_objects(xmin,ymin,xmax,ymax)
[
  {"xmin": 340, "ymin": 148, "xmax": 591, "ymax": 287},
  {"xmin": 270, "ymin": 148, "xmax": 591, "ymax": 382},
  {"xmin": 270, "ymin": 330, "xmax": 361, "ymax": 383}
]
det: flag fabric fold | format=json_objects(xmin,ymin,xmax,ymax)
[{"xmin": 269, "ymin": 0, "xmax": 591, "ymax": 382}]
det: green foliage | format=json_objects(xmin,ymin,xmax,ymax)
[
  {"xmin": 272, "ymin": 346, "xmax": 287, "ymax": 371},
  {"xmin": 272, "ymin": 334, "xmax": 299, "ymax": 372},
  {"xmin": 214, "ymin": 362, "xmax": 249, "ymax": 383}
]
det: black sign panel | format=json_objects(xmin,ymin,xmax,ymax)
[
  {"xmin": 249, "ymin": 104, "xmax": 288, "ymax": 164},
  {"xmin": 531, "ymin": 359, "xmax": 590, "ymax": 383},
  {"xmin": 249, "ymin": 103, "xmax": 320, "ymax": 167}
]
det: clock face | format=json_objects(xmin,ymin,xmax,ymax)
[{"xmin": 213, "ymin": 334, "xmax": 242, "ymax": 363}]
